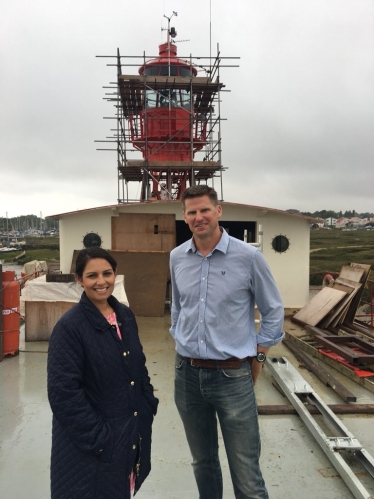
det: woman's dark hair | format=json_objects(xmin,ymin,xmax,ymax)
[{"xmin": 75, "ymin": 247, "xmax": 117, "ymax": 278}]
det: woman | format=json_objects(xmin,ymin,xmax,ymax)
[{"xmin": 47, "ymin": 247, "xmax": 158, "ymax": 498}]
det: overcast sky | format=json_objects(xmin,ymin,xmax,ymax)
[{"xmin": 1, "ymin": 0, "xmax": 373, "ymax": 218}]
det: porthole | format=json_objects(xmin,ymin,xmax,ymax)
[
  {"xmin": 271, "ymin": 235, "xmax": 290, "ymax": 253},
  {"xmin": 83, "ymin": 233, "xmax": 102, "ymax": 248}
]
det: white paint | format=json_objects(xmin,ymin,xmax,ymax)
[{"xmin": 56, "ymin": 201, "xmax": 314, "ymax": 308}]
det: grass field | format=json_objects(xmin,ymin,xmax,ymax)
[
  {"xmin": 310, "ymin": 229, "xmax": 374, "ymax": 285},
  {"xmin": 0, "ymin": 237, "xmax": 60, "ymax": 265}
]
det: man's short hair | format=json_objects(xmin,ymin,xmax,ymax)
[{"xmin": 181, "ymin": 185, "xmax": 218, "ymax": 209}]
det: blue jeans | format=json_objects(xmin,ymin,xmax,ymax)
[{"xmin": 174, "ymin": 354, "xmax": 269, "ymax": 499}]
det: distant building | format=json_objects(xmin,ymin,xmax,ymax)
[
  {"xmin": 325, "ymin": 217, "xmax": 337, "ymax": 227},
  {"xmin": 336, "ymin": 217, "xmax": 349, "ymax": 228}
]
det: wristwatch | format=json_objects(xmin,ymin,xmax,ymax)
[{"xmin": 255, "ymin": 352, "xmax": 266, "ymax": 363}]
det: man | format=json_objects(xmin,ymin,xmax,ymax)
[{"xmin": 169, "ymin": 185, "xmax": 284, "ymax": 499}]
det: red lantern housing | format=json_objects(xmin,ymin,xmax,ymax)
[{"xmin": 113, "ymin": 26, "xmax": 227, "ymax": 201}]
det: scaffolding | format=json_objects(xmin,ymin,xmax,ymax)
[{"xmin": 96, "ymin": 41, "xmax": 239, "ymax": 203}]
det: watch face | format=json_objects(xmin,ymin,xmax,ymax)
[{"xmin": 256, "ymin": 352, "xmax": 266, "ymax": 363}]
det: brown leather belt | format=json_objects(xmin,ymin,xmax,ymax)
[{"xmin": 184, "ymin": 356, "xmax": 249, "ymax": 369}]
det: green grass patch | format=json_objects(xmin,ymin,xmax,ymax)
[
  {"xmin": 22, "ymin": 249, "xmax": 60, "ymax": 263},
  {"xmin": 0, "ymin": 249, "xmax": 60, "ymax": 265},
  {"xmin": 310, "ymin": 229, "xmax": 374, "ymax": 249},
  {"xmin": 0, "ymin": 237, "xmax": 60, "ymax": 266},
  {"xmin": 24, "ymin": 236, "xmax": 60, "ymax": 246},
  {"xmin": 310, "ymin": 229, "xmax": 374, "ymax": 285}
]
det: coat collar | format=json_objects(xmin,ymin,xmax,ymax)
[{"xmin": 80, "ymin": 292, "xmax": 122, "ymax": 332}]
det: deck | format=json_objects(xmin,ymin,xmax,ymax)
[{"xmin": 1, "ymin": 315, "xmax": 374, "ymax": 498}]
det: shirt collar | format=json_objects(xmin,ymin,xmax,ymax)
[{"xmin": 185, "ymin": 227, "xmax": 229, "ymax": 255}]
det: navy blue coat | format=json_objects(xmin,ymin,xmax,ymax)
[{"xmin": 47, "ymin": 292, "xmax": 158, "ymax": 499}]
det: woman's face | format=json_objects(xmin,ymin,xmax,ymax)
[{"xmin": 77, "ymin": 258, "xmax": 116, "ymax": 308}]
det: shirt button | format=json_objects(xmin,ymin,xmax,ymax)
[
  {"xmin": 201, "ymin": 298, "xmax": 204, "ymax": 302},
  {"xmin": 202, "ymin": 277, "xmax": 205, "ymax": 280},
  {"xmin": 200, "ymin": 340, "xmax": 204, "ymax": 344},
  {"xmin": 130, "ymin": 381, "xmax": 135, "ymax": 386},
  {"xmin": 123, "ymin": 352, "xmax": 127, "ymax": 356},
  {"xmin": 134, "ymin": 411, "xmax": 138, "ymax": 416},
  {"xmin": 200, "ymin": 320, "xmax": 203, "ymax": 323}
]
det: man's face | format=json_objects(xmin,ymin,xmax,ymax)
[{"xmin": 183, "ymin": 195, "xmax": 222, "ymax": 240}]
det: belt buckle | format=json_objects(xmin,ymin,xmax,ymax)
[{"xmin": 190, "ymin": 358, "xmax": 197, "ymax": 367}]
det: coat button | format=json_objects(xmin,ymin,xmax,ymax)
[
  {"xmin": 134, "ymin": 411, "xmax": 138, "ymax": 416},
  {"xmin": 123, "ymin": 352, "xmax": 127, "ymax": 356},
  {"xmin": 130, "ymin": 381, "xmax": 135, "ymax": 386},
  {"xmin": 98, "ymin": 449, "xmax": 103, "ymax": 453},
  {"xmin": 132, "ymin": 444, "xmax": 136, "ymax": 450}
]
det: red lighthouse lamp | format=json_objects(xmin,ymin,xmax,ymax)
[{"xmin": 117, "ymin": 23, "xmax": 224, "ymax": 200}]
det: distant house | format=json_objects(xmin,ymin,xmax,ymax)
[
  {"xmin": 347, "ymin": 217, "xmax": 367, "ymax": 229},
  {"xmin": 366, "ymin": 218, "xmax": 374, "ymax": 228},
  {"xmin": 325, "ymin": 217, "xmax": 337, "ymax": 227},
  {"xmin": 336, "ymin": 217, "xmax": 349, "ymax": 228}
]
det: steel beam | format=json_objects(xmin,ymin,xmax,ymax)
[{"xmin": 266, "ymin": 356, "xmax": 374, "ymax": 499}]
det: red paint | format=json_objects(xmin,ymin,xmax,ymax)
[{"xmin": 129, "ymin": 39, "xmax": 207, "ymax": 198}]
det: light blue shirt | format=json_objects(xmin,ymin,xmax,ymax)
[{"xmin": 170, "ymin": 228, "xmax": 284, "ymax": 360}]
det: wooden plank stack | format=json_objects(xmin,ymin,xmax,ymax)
[{"xmin": 293, "ymin": 263, "xmax": 371, "ymax": 329}]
